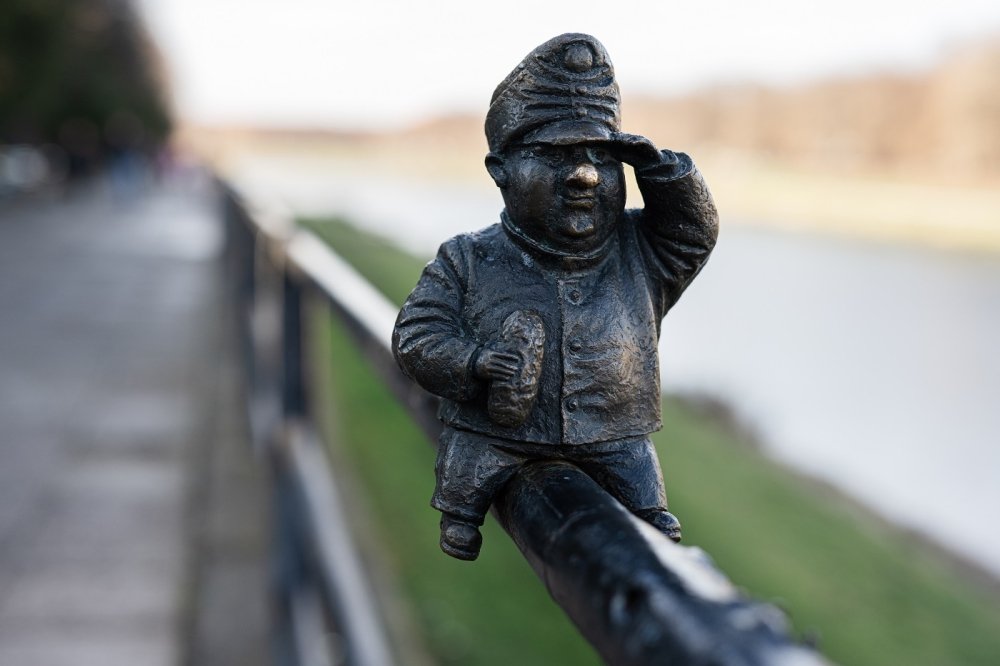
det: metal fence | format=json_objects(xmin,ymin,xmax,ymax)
[{"xmin": 222, "ymin": 181, "xmax": 831, "ymax": 666}]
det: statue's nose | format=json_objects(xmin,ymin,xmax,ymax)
[{"xmin": 566, "ymin": 163, "xmax": 599, "ymax": 188}]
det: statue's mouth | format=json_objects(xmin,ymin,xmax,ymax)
[{"xmin": 564, "ymin": 194, "xmax": 595, "ymax": 210}]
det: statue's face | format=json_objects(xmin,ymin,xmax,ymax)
[{"xmin": 494, "ymin": 142, "xmax": 625, "ymax": 255}]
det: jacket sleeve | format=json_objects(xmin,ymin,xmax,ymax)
[
  {"xmin": 632, "ymin": 151, "xmax": 719, "ymax": 313},
  {"xmin": 392, "ymin": 237, "xmax": 483, "ymax": 402}
]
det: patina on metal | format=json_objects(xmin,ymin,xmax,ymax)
[{"xmin": 392, "ymin": 33, "xmax": 719, "ymax": 561}]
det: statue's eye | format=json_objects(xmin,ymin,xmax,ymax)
[
  {"xmin": 523, "ymin": 146, "xmax": 565, "ymax": 167},
  {"xmin": 587, "ymin": 148, "xmax": 614, "ymax": 165}
]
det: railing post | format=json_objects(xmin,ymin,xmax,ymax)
[
  {"xmin": 275, "ymin": 267, "xmax": 337, "ymax": 666},
  {"xmin": 271, "ymin": 453, "xmax": 308, "ymax": 666},
  {"xmin": 282, "ymin": 270, "xmax": 306, "ymax": 419},
  {"xmin": 222, "ymin": 188, "xmax": 258, "ymax": 409}
]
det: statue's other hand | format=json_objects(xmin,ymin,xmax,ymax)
[
  {"xmin": 609, "ymin": 132, "xmax": 667, "ymax": 170},
  {"xmin": 474, "ymin": 348, "xmax": 520, "ymax": 381}
]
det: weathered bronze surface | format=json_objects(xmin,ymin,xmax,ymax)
[{"xmin": 392, "ymin": 33, "xmax": 719, "ymax": 561}]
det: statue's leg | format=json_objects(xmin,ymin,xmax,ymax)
[
  {"xmin": 431, "ymin": 427, "xmax": 523, "ymax": 560},
  {"xmin": 574, "ymin": 436, "xmax": 682, "ymax": 543}
]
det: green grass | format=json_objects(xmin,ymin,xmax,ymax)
[{"xmin": 303, "ymin": 216, "xmax": 1000, "ymax": 666}]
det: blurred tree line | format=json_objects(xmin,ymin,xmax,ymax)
[
  {"xmin": 0, "ymin": 0, "xmax": 171, "ymax": 177},
  {"xmin": 628, "ymin": 38, "xmax": 1000, "ymax": 179},
  {"xmin": 367, "ymin": 38, "xmax": 1000, "ymax": 183}
]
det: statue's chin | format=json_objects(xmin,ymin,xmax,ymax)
[
  {"xmin": 552, "ymin": 214, "xmax": 617, "ymax": 253},
  {"xmin": 553, "ymin": 231, "xmax": 611, "ymax": 255},
  {"xmin": 507, "ymin": 212, "xmax": 613, "ymax": 256},
  {"xmin": 564, "ymin": 216, "xmax": 596, "ymax": 238}
]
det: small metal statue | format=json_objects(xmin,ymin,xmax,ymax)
[{"xmin": 392, "ymin": 33, "xmax": 718, "ymax": 560}]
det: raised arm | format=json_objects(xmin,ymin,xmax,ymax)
[{"xmin": 611, "ymin": 133, "xmax": 719, "ymax": 313}]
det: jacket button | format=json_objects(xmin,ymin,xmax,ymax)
[
  {"xmin": 569, "ymin": 340, "xmax": 582, "ymax": 353},
  {"xmin": 568, "ymin": 289, "xmax": 582, "ymax": 303},
  {"xmin": 566, "ymin": 398, "xmax": 578, "ymax": 411}
]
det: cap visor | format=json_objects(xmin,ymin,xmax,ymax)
[{"xmin": 521, "ymin": 119, "xmax": 614, "ymax": 146}]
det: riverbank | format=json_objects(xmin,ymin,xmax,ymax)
[
  {"xmin": 698, "ymin": 150, "xmax": 1000, "ymax": 254},
  {"xmin": 304, "ymin": 215, "xmax": 1000, "ymax": 666}
]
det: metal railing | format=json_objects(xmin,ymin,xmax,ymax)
[{"xmin": 222, "ymin": 181, "xmax": 831, "ymax": 666}]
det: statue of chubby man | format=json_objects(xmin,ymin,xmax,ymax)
[{"xmin": 392, "ymin": 33, "xmax": 719, "ymax": 561}]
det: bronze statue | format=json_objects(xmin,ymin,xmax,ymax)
[{"xmin": 392, "ymin": 33, "xmax": 718, "ymax": 561}]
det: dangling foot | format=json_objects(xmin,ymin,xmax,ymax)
[
  {"xmin": 439, "ymin": 514, "xmax": 483, "ymax": 561},
  {"xmin": 636, "ymin": 508, "xmax": 682, "ymax": 543}
]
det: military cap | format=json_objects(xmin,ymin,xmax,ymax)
[{"xmin": 485, "ymin": 33, "xmax": 621, "ymax": 154}]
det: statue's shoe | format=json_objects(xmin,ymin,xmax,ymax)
[
  {"xmin": 636, "ymin": 508, "xmax": 682, "ymax": 543},
  {"xmin": 440, "ymin": 515, "xmax": 483, "ymax": 561}
]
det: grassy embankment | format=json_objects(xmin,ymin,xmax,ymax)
[{"xmin": 303, "ymin": 216, "xmax": 1000, "ymax": 666}]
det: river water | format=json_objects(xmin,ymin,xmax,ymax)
[{"xmin": 233, "ymin": 157, "xmax": 1000, "ymax": 578}]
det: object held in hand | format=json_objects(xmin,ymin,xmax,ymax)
[{"xmin": 488, "ymin": 310, "xmax": 545, "ymax": 428}]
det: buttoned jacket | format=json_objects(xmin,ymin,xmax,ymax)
[{"xmin": 392, "ymin": 158, "xmax": 718, "ymax": 445}]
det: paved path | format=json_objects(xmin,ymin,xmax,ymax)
[{"xmin": 0, "ymin": 179, "xmax": 269, "ymax": 665}]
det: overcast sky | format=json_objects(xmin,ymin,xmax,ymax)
[{"xmin": 137, "ymin": 0, "xmax": 1000, "ymax": 130}]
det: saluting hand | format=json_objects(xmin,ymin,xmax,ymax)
[{"xmin": 609, "ymin": 132, "xmax": 677, "ymax": 170}]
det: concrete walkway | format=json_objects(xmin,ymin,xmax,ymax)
[{"xmin": 0, "ymin": 178, "xmax": 269, "ymax": 665}]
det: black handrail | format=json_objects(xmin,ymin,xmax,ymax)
[{"xmin": 222, "ymin": 181, "xmax": 831, "ymax": 666}]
